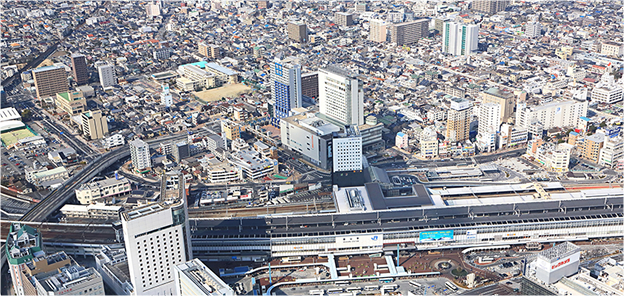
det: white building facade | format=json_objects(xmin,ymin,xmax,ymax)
[
  {"xmin": 129, "ymin": 139, "xmax": 151, "ymax": 172},
  {"xmin": 96, "ymin": 62, "xmax": 117, "ymax": 88},
  {"xmin": 319, "ymin": 66, "xmax": 364, "ymax": 126},
  {"xmin": 516, "ymin": 100, "xmax": 588, "ymax": 131},
  {"xmin": 442, "ymin": 22, "xmax": 479, "ymax": 56}
]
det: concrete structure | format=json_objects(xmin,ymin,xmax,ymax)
[
  {"xmin": 71, "ymin": 53, "xmax": 89, "ymax": 85},
  {"xmin": 591, "ymin": 73, "xmax": 622, "ymax": 104},
  {"xmin": 103, "ymin": 133, "xmax": 125, "ymax": 149},
  {"xmin": 319, "ymin": 66, "xmax": 364, "ymax": 127},
  {"xmin": 369, "ymin": 19, "xmax": 388, "ymax": 43},
  {"xmin": 161, "ymin": 84, "xmax": 173, "ymax": 107},
  {"xmin": 95, "ymin": 246, "xmax": 134, "ymax": 295},
  {"xmin": 390, "ymin": 19, "xmax": 429, "ymax": 46},
  {"xmin": 446, "ymin": 98, "xmax": 472, "ymax": 143},
  {"xmin": 472, "ymin": 0, "xmax": 509, "ymax": 14},
  {"xmin": 6, "ymin": 223, "xmax": 43, "ymax": 296},
  {"xmin": 146, "ymin": 2, "xmax": 160, "ymax": 17},
  {"xmin": 600, "ymin": 42, "xmax": 623, "ymax": 57},
  {"xmin": 198, "ymin": 43, "xmax": 221, "ymax": 59},
  {"xmin": 335, "ymin": 12, "xmax": 354, "ymax": 27},
  {"xmin": 301, "ymin": 72, "xmax": 319, "ymax": 99},
  {"xmin": 75, "ymin": 177, "xmax": 131, "ymax": 204},
  {"xmin": 516, "ymin": 99, "xmax": 588, "ymax": 131},
  {"xmin": 442, "ymin": 22, "xmax": 479, "ymax": 56},
  {"xmin": 498, "ymin": 123, "xmax": 528, "ymax": 149},
  {"xmin": 0, "ymin": 107, "xmax": 21, "ymax": 122},
  {"xmin": 532, "ymin": 242, "xmax": 581, "ymax": 284},
  {"xmin": 287, "ymin": 22, "xmax": 307, "ymax": 43},
  {"xmin": 30, "ymin": 256, "xmax": 105, "ymax": 296},
  {"xmin": 396, "ymin": 132, "xmax": 409, "ymax": 149},
  {"xmin": 476, "ymin": 103, "xmax": 501, "ymax": 152},
  {"xmin": 174, "ymin": 259, "xmax": 234, "ymax": 296},
  {"xmin": 358, "ymin": 118, "xmax": 384, "ymax": 151},
  {"xmin": 60, "ymin": 203, "xmax": 123, "ymax": 220},
  {"xmin": 221, "ymin": 120, "xmax": 240, "ymax": 142},
  {"xmin": 228, "ymin": 149, "xmax": 278, "ymax": 179},
  {"xmin": 129, "ymin": 139, "xmax": 151, "ymax": 173},
  {"xmin": 33, "ymin": 65, "xmax": 68, "ymax": 99},
  {"xmin": 25, "ymin": 166, "xmax": 69, "ymax": 187},
  {"xmin": 421, "ymin": 138, "xmax": 439, "ymax": 158},
  {"xmin": 172, "ymin": 140, "xmax": 190, "ymax": 163},
  {"xmin": 481, "ymin": 87, "xmax": 516, "ymax": 123},
  {"xmin": 527, "ymin": 140, "xmax": 572, "ymax": 172},
  {"xmin": 598, "ymin": 136, "xmax": 623, "ymax": 168},
  {"xmin": 579, "ymin": 134, "xmax": 605, "ymax": 163},
  {"xmin": 81, "ymin": 110, "xmax": 109, "ymax": 140},
  {"xmin": 121, "ymin": 174, "xmax": 192, "ymax": 296},
  {"xmin": 96, "ymin": 62, "xmax": 116, "ymax": 88},
  {"xmin": 333, "ymin": 126, "xmax": 362, "ymax": 173},
  {"xmin": 280, "ymin": 111, "xmax": 338, "ymax": 170},
  {"xmin": 271, "ymin": 57, "xmax": 302, "ymax": 125},
  {"xmin": 525, "ymin": 22, "xmax": 542, "ymax": 38},
  {"xmin": 55, "ymin": 91, "xmax": 86, "ymax": 115}
]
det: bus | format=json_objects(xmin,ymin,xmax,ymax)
[
  {"xmin": 445, "ymin": 282, "xmax": 458, "ymax": 291},
  {"xmin": 382, "ymin": 284, "xmax": 398, "ymax": 291},
  {"xmin": 346, "ymin": 287, "xmax": 362, "ymax": 292},
  {"xmin": 309, "ymin": 290, "xmax": 324, "ymax": 295},
  {"xmin": 364, "ymin": 286, "xmax": 378, "ymax": 291},
  {"xmin": 327, "ymin": 288, "xmax": 343, "ymax": 294},
  {"xmin": 379, "ymin": 278, "xmax": 394, "ymax": 283},
  {"xmin": 335, "ymin": 281, "xmax": 351, "ymax": 286},
  {"xmin": 281, "ymin": 256, "xmax": 302, "ymax": 263},
  {"xmin": 409, "ymin": 281, "xmax": 422, "ymax": 288}
]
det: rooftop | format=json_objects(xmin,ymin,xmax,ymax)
[
  {"xmin": 175, "ymin": 259, "xmax": 233, "ymax": 296},
  {"xmin": 537, "ymin": 241, "xmax": 580, "ymax": 262},
  {"xmin": 0, "ymin": 107, "xmax": 21, "ymax": 122}
]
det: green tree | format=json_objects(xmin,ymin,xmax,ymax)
[
  {"xmin": 21, "ymin": 109, "xmax": 32, "ymax": 120},
  {"xmin": 599, "ymin": 121, "xmax": 607, "ymax": 128}
]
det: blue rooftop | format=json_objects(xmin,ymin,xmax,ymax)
[{"xmin": 580, "ymin": 116, "xmax": 590, "ymax": 121}]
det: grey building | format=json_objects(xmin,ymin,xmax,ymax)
[
  {"xmin": 390, "ymin": 19, "xmax": 429, "ymax": 45},
  {"xmin": 172, "ymin": 140, "xmax": 190, "ymax": 163}
]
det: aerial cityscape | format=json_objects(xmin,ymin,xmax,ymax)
[{"xmin": 0, "ymin": 0, "xmax": 623, "ymax": 295}]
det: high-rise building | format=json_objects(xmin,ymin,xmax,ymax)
[
  {"xmin": 332, "ymin": 126, "xmax": 362, "ymax": 173},
  {"xmin": 271, "ymin": 57, "xmax": 302, "ymax": 125},
  {"xmin": 442, "ymin": 22, "xmax": 479, "ymax": 56},
  {"xmin": 221, "ymin": 120, "xmax": 240, "ymax": 142},
  {"xmin": 301, "ymin": 72, "xmax": 319, "ymax": 99},
  {"xmin": 96, "ymin": 62, "xmax": 116, "ymax": 88},
  {"xmin": 515, "ymin": 99, "xmax": 588, "ymax": 131},
  {"xmin": 580, "ymin": 133, "xmax": 605, "ymax": 163},
  {"xmin": 55, "ymin": 91, "xmax": 86, "ymax": 115},
  {"xmin": 71, "ymin": 53, "xmax": 89, "ymax": 85},
  {"xmin": 446, "ymin": 98, "xmax": 472, "ymax": 143},
  {"xmin": 525, "ymin": 22, "xmax": 542, "ymax": 38},
  {"xmin": 335, "ymin": 12, "xmax": 354, "ymax": 26},
  {"xmin": 318, "ymin": 66, "xmax": 364, "ymax": 127},
  {"xmin": 172, "ymin": 140, "xmax": 190, "ymax": 163},
  {"xmin": 146, "ymin": 2, "xmax": 161, "ymax": 17},
  {"xmin": 161, "ymin": 83, "xmax": 173, "ymax": 107},
  {"xmin": 174, "ymin": 259, "xmax": 234, "ymax": 296},
  {"xmin": 598, "ymin": 136, "xmax": 624, "ymax": 168},
  {"xmin": 472, "ymin": 0, "xmax": 509, "ymax": 15},
  {"xmin": 82, "ymin": 110, "xmax": 109, "ymax": 140},
  {"xmin": 287, "ymin": 22, "xmax": 308, "ymax": 43},
  {"xmin": 33, "ymin": 65, "xmax": 69, "ymax": 99},
  {"xmin": 369, "ymin": 19, "xmax": 388, "ymax": 43},
  {"xmin": 476, "ymin": 103, "xmax": 501, "ymax": 152},
  {"xmin": 481, "ymin": 87, "xmax": 516, "ymax": 123},
  {"xmin": 390, "ymin": 19, "xmax": 429, "ymax": 46},
  {"xmin": 121, "ymin": 172, "xmax": 192, "ymax": 296},
  {"xmin": 198, "ymin": 43, "xmax": 221, "ymax": 59},
  {"xmin": 129, "ymin": 139, "xmax": 151, "ymax": 173}
]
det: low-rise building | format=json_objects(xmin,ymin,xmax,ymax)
[
  {"xmin": 228, "ymin": 149, "xmax": 278, "ymax": 180},
  {"xmin": 60, "ymin": 203, "xmax": 123, "ymax": 220},
  {"xmin": 55, "ymin": 91, "xmax": 86, "ymax": 115},
  {"xmin": 25, "ymin": 166, "xmax": 69, "ymax": 187},
  {"xmin": 103, "ymin": 134, "xmax": 125, "ymax": 149},
  {"xmin": 174, "ymin": 259, "xmax": 234, "ymax": 296},
  {"xmin": 598, "ymin": 136, "xmax": 624, "ymax": 168},
  {"xmin": 75, "ymin": 177, "xmax": 131, "ymax": 204}
]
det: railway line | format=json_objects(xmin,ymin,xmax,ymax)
[{"xmin": 189, "ymin": 202, "xmax": 336, "ymax": 218}]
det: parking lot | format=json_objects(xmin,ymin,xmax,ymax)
[{"xmin": 390, "ymin": 175, "xmax": 419, "ymax": 186}]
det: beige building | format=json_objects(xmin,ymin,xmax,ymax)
[
  {"xmin": 446, "ymin": 98, "xmax": 472, "ymax": 143},
  {"xmin": 221, "ymin": 120, "xmax": 240, "ymax": 141},
  {"xmin": 75, "ymin": 177, "xmax": 131, "ymax": 204},
  {"xmin": 33, "ymin": 65, "xmax": 68, "ymax": 99},
  {"xmin": 198, "ymin": 42, "xmax": 221, "ymax": 59},
  {"xmin": 55, "ymin": 91, "xmax": 86, "ymax": 115},
  {"xmin": 472, "ymin": 0, "xmax": 509, "ymax": 14},
  {"xmin": 369, "ymin": 19, "xmax": 387, "ymax": 43},
  {"xmin": 580, "ymin": 134, "xmax": 605, "ymax": 163},
  {"xmin": 287, "ymin": 22, "xmax": 308, "ymax": 43},
  {"xmin": 335, "ymin": 12, "xmax": 354, "ymax": 27},
  {"xmin": 481, "ymin": 87, "xmax": 515, "ymax": 123},
  {"xmin": 390, "ymin": 19, "xmax": 429, "ymax": 45},
  {"xmin": 601, "ymin": 42, "xmax": 623, "ymax": 57},
  {"xmin": 82, "ymin": 110, "xmax": 108, "ymax": 140},
  {"xmin": 420, "ymin": 138, "xmax": 439, "ymax": 158}
]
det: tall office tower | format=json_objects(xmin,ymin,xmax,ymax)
[
  {"xmin": 270, "ymin": 57, "xmax": 302, "ymax": 125},
  {"xmin": 121, "ymin": 172, "xmax": 192, "ymax": 296},
  {"xmin": 446, "ymin": 98, "xmax": 472, "ymax": 143},
  {"xmin": 161, "ymin": 83, "xmax": 173, "ymax": 107},
  {"xmin": 335, "ymin": 12, "xmax": 354, "ymax": 26},
  {"xmin": 442, "ymin": 22, "xmax": 479, "ymax": 56},
  {"xmin": 174, "ymin": 259, "xmax": 235, "ymax": 296},
  {"xmin": 81, "ymin": 110, "xmax": 109, "ymax": 140},
  {"xmin": 71, "ymin": 53, "xmax": 89, "ymax": 85},
  {"xmin": 476, "ymin": 103, "xmax": 502, "ymax": 152},
  {"xmin": 369, "ymin": 19, "xmax": 388, "ymax": 43},
  {"xmin": 390, "ymin": 19, "xmax": 429, "ymax": 46},
  {"xmin": 287, "ymin": 21, "xmax": 308, "ymax": 43},
  {"xmin": 472, "ymin": 0, "xmax": 509, "ymax": 14},
  {"xmin": 332, "ymin": 126, "xmax": 363, "ymax": 173},
  {"xmin": 6, "ymin": 223, "xmax": 42, "ymax": 296},
  {"xmin": 481, "ymin": 87, "xmax": 515, "ymax": 123},
  {"xmin": 301, "ymin": 72, "xmax": 319, "ymax": 99},
  {"xmin": 33, "ymin": 65, "xmax": 69, "ymax": 99},
  {"xmin": 146, "ymin": 2, "xmax": 161, "ymax": 17},
  {"xmin": 525, "ymin": 22, "xmax": 542, "ymax": 38},
  {"xmin": 318, "ymin": 66, "xmax": 364, "ymax": 127},
  {"xmin": 129, "ymin": 139, "xmax": 151, "ymax": 173},
  {"xmin": 96, "ymin": 62, "xmax": 117, "ymax": 88}
]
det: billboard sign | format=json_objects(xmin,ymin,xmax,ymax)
[
  {"xmin": 419, "ymin": 230, "xmax": 454, "ymax": 242},
  {"xmin": 466, "ymin": 230, "xmax": 477, "ymax": 240},
  {"xmin": 336, "ymin": 234, "xmax": 384, "ymax": 248}
]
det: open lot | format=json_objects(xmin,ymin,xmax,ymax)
[{"xmin": 194, "ymin": 83, "xmax": 252, "ymax": 103}]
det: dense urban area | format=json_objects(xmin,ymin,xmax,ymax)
[{"xmin": 0, "ymin": 0, "xmax": 623, "ymax": 296}]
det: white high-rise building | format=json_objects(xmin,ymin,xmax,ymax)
[
  {"xmin": 146, "ymin": 2, "xmax": 161, "ymax": 17},
  {"xmin": 271, "ymin": 57, "xmax": 302, "ymax": 125},
  {"xmin": 332, "ymin": 126, "xmax": 362, "ymax": 172},
  {"xmin": 477, "ymin": 103, "xmax": 501, "ymax": 152},
  {"xmin": 96, "ymin": 62, "xmax": 117, "ymax": 88},
  {"xmin": 442, "ymin": 22, "xmax": 479, "ymax": 56},
  {"xmin": 129, "ymin": 139, "xmax": 151, "ymax": 172},
  {"xmin": 369, "ymin": 19, "xmax": 387, "ymax": 43},
  {"xmin": 161, "ymin": 83, "xmax": 173, "ymax": 107},
  {"xmin": 515, "ymin": 100, "xmax": 588, "ymax": 131},
  {"xmin": 525, "ymin": 22, "xmax": 542, "ymax": 38},
  {"xmin": 319, "ymin": 66, "xmax": 364, "ymax": 127},
  {"xmin": 121, "ymin": 172, "xmax": 192, "ymax": 296}
]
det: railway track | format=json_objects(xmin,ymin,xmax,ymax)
[{"xmin": 189, "ymin": 202, "xmax": 336, "ymax": 218}]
